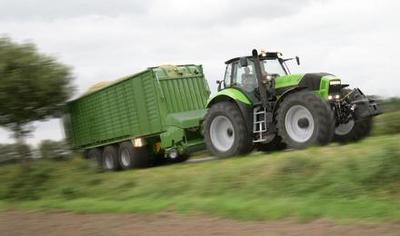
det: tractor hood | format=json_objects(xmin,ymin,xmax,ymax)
[{"xmin": 275, "ymin": 73, "xmax": 341, "ymax": 98}]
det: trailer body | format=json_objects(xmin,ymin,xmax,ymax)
[{"xmin": 64, "ymin": 64, "xmax": 210, "ymax": 157}]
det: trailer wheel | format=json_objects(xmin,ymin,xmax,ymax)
[
  {"xmin": 87, "ymin": 148, "xmax": 103, "ymax": 170},
  {"xmin": 277, "ymin": 91, "xmax": 334, "ymax": 149},
  {"xmin": 334, "ymin": 117, "xmax": 373, "ymax": 143},
  {"xmin": 102, "ymin": 145, "xmax": 120, "ymax": 171},
  {"xmin": 203, "ymin": 101, "xmax": 252, "ymax": 157},
  {"xmin": 118, "ymin": 141, "xmax": 150, "ymax": 169}
]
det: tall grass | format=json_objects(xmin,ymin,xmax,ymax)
[
  {"xmin": 372, "ymin": 111, "xmax": 400, "ymax": 136},
  {"xmin": 1, "ymin": 135, "xmax": 400, "ymax": 221}
]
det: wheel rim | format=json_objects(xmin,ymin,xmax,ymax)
[
  {"xmin": 104, "ymin": 153, "xmax": 113, "ymax": 169},
  {"xmin": 120, "ymin": 149, "xmax": 130, "ymax": 167},
  {"xmin": 209, "ymin": 115, "xmax": 235, "ymax": 152},
  {"xmin": 284, "ymin": 105, "xmax": 315, "ymax": 143},
  {"xmin": 335, "ymin": 119, "xmax": 355, "ymax": 136}
]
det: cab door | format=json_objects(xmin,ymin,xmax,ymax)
[{"xmin": 230, "ymin": 59, "xmax": 259, "ymax": 103}]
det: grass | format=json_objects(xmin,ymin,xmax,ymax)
[
  {"xmin": 372, "ymin": 111, "xmax": 400, "ymax": 136},
  {"xmin": 1, "ymin": 133, "xmax": 400, "ymax": 222}
]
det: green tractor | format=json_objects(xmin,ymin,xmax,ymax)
[{"xmin": 203, "ymin": 49, "xmax": 382, "ymax": 157}]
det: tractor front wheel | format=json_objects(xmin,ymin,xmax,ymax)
[
  {"xmin": 334, "ymin": 117, "xmax": 373, "ymax": 143},
  {"xmin": 203, "ymin": 101, "xmax": 252, "ymax": 157},
  {"xmin": 276, "ymin": 91, "xmax": 334, "ymax": 149}
]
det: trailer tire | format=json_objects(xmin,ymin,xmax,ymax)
[
  {"xmin": 118, "ymin": 141, "xmax": 150, "ymax": 169},
  {"xmin": 203, "ymin": 101, "xmax": 252, "ymax": 157},
  {"xmin": 334, "ymin": 117, "xmax": 373, "ymax": 143},
  {"xmin": 87, "ymin": 148, "xmax": 103, "ymax": 170},
  {"xmin": 102, "ymin": 145, "xmax": 120, "ymax": 171},
  {"xmin": 277, "ymin": 91, "xmax": 334, "ymax": 149}
]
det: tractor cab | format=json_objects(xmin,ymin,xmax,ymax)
[{"xmin": 219, "ymin": 51, "xmax": 299, "ymax": 104}]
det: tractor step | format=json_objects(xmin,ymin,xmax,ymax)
[{"xmin": 253, "ymin": 107, "xmax": 273, "ymax": 143}]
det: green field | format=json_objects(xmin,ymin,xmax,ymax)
[{"xmin": 1, "ymin": 131, "xmax": 400, "ymax": 222}]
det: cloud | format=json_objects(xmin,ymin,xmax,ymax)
[
  {"xmin": 0, "ymin": 0, "xmax": 312, "ymax": 23},
  {"xmin": 0, "ymin": 0, "xmax": 399, "ymax": 145},
  {"xmin": 0, "ymin": 0, "xmax": 147, "ymax": 20}
]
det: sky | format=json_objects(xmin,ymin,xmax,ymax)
[{"xmin": 0, "ymin": 0, "xmax": 399, "ymax": 146}]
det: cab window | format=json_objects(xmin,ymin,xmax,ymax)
[
  {"xmin": 261, "ymin": 59, "xmax": 287, "ymax": 76},
  {"xmin": 223, "ymin": 63, "xmax": 232, "ymax": 87},
  {"xmin": 232, "ymin": 60, "xmax": 257, "ymax": 92}
]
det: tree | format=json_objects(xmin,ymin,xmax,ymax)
[{"xmin": 0, "ymin": 36, "xmax": 74, "ymax": 165}]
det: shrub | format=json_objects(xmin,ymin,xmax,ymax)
[
  {"xmin": 0, "ymin": 143, "xmax": 32, "ymax": 164},
  {"xmin": 2, "ymin": 165, "xmax": 52, "ymax": 200},
  {"xmin": 39, "ymin": 140, "xmax": 71, "ymax": 160},
  {"xmin": 372, "ymin": 111, "xmax": 400, "ymax": 136}
]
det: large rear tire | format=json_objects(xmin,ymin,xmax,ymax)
[
  {"xmin": 334, "ymin": 117, "xmax": 373, "ymax": 143},
  {"xmin": 203, "ymin": 101, "xmax": 252, "ymax": 157},
  {"xmin": 276, "ymin": 91, "xmax": 334, "ymax": 149}
]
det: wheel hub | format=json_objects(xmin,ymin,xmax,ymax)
[
  {"xmin": 227, "ymin": 128, "xmax": 233, "ymax": 137},
  {"xmin": 297, "ymin": 118, "xmax": 309, "ymax": 128},
  {"xmin": 285, "ymin": 105, "xmax": 315, "ymax": 143}
]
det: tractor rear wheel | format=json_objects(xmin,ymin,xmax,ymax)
[
  {"xmin": 203, "ymin": 101, "xmax": 252, "ymax": 157},
  {"xmin": 276, "ymin": 91, "xmax": 334, "ymax": 149},
  {"xmin": 334, "ymin": 117, "xmax": 373, "ymax": 143}
]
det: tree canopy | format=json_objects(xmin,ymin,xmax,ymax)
[{"xmin": 0, "ymin": 36, "xmax": 74, "ymax": 140}]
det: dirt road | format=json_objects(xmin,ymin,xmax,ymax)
[{"xmin": 1, "ymin": 211, "xmax": 399, "ymax": 236}]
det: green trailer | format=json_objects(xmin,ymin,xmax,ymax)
[{"xmin": 64, "ymin": 64, "xmax": 210, "ymax": 170}]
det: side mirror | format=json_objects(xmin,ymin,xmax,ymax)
[
  {"xmin": 239, "ymin": 57, "xmax": 248, "ymax": 67},
  {"xmin": 216, "ymin": 80, "xmax": 223, "ymax": 91},
  {"xmin": 252, "ymin": 49, "xmax": 258, "ymax": 57},
  {"xmin": 296, "ymin": 56, "xmax": 300, "ymax": 65}
]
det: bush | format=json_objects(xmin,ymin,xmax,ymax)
[
  {"xmin": 0, "ymin": 143, "xmax": 32, "ymax": 164},
  {"xmin": 382, "ymin": 97, "xmax": 400, "ymax": 113},
  {"xmin": 39, "ymin": 140, "xmax": 71, "ymax": 160},
  {"xmin": 2, "ymin": 165, "xmax": 52, "ymax": 200}
]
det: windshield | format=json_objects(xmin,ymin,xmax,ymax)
[{"xmin": 261, "ymin": 59, "xmax": 288, "ymax": 76}]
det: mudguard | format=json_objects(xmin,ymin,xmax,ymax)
[
  {"xmin": 207, "ymin": 88, "xmax": 252, "ymax": 107},
  {"xmin": 207, "ymin": 88, "xmax": 253, "ymax": 131}
]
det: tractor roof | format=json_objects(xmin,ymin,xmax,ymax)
[{"xmin": 225, "ymin": 52, "xmax": 282, "ymax": 64}]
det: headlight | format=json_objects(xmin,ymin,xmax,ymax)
[
  {"xmin": 328, "ymin": 94, "xmax": 340, "ymax": 100},
  {"xmin": 329, "ymin": 80, "xmax": 341, "ymax": 85}
]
